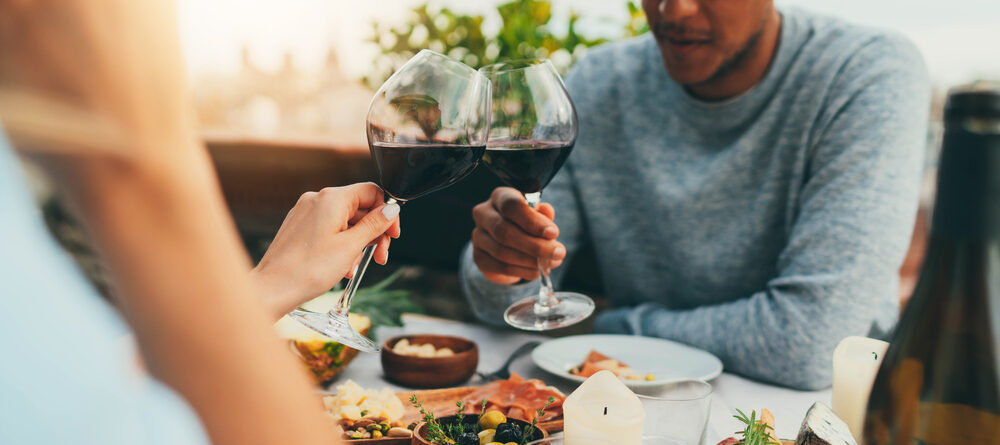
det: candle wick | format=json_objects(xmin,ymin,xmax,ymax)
[
  {"xmin": 604, "ymin": 407, "xmax": 607, "ymax": 415},
  {"xmin": 872, "ymin": 352, "xmax": 878, "ymax": 360}
]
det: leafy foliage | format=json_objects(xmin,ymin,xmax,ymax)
[
  {"xmin": 733, "ymin": 409, "xmax": 780, "ymax": 445},
  {"xmin": 365, "ymin": 0, "xmax": 650, "ymax": 87},
  {"xmin": 409, "ymin": 395, "xmax": 452, "ymax": 445},
  {"xmin": 520, "ymin": 396, "xmax": 556, "ymax": 445},
  {"xmin": 338, "ymin": 270, "xmax": 424, "ymax": 329},
  {"xmin": 446, "ymin": 400, "xmax": 468, "ymax": 439},
  {"xmin": 625, "ymin": 0, "xmax": 651, "ymax": 37}
]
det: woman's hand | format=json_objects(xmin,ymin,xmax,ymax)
[{"xmin": 251, "ymin": 183, "xmax": 401, "ymax": 317}]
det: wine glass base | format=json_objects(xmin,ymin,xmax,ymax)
[
  {"xmin": 504, "ymin": 292, "xmax": 595, "ymax": 331},
  {"xmin": 288, "ymin": 309, "xmax": 381, "ymax": 353}
]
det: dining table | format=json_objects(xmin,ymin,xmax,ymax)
[{"xmin": 328, "ymin": 314, "xmax": 832, "ymax": 444}]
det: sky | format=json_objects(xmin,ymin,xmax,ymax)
[{"xmin": 176, "ymin": 0, "xmax": 1000, "ymax": 87}]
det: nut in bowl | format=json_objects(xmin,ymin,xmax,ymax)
[{"xmin": 381, "ymin": 335, "xmax": 478, "ymax": 388}]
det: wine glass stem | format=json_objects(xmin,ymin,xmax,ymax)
[
  {"xmin": 525, "ymin": 192, "xmax": 559, "ymax": 313},
  {"xmin": 326, "ymin": 197, "xmax": 398, "ymax": 318}
]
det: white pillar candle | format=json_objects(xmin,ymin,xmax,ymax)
[
  {"xmin": 563, "ymin": 370, "xmax": 645, "ymax": 445},
  {"xmin": 832, "ymin": 336, "xmax": 889, "ymax": 442}
]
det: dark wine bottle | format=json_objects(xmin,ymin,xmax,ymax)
[{"xmin": 862, "ymin": 84, "xmax": 1000, "ymax": 444}]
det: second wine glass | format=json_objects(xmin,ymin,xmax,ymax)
[
  {"xmin": 479, "ymin": 59, "xmax": 594, "ymax": 331},
  {"xmin": 289, "ymin": 50, "xmax": 491, "ymax": 352}
]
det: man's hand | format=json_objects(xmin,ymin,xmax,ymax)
[
  {"xmin": 471, "ymin": 187, "xmax": 567, "ymax": 284},
  {"xmin": 251, "ymin": 183, "xmax": 401, "ymax": 317}
]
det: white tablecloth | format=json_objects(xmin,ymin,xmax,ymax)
[{"xmin": 332, "ymin": 314, "xmax": 831, "ymax": 444}]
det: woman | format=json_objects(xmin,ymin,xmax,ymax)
[{"xmin": 0, "ymin": 1, "xmax": 392, "ymax": 444}]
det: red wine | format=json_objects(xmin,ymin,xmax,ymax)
[
  {"xmin": 370, "ymin": 142, "xmax": 485, "ymax": 201},
  {"xmin": 481, "ymin": 142, "xmax": 574, "ymax": 194},
  {"xmin": 863, "ymin": 85, "xmax": 1000, "ymax": 445}
]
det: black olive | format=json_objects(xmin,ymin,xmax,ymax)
[
  {"xmin": 494, "ymin": 422, "xmax": 523, "ymax": 443},
  {"xmin": 457, "ymin": 431, "xmax": 479, "ymax": 445}
]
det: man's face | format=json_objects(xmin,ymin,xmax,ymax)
[{"xmin": 643, "ymin": 0, "xmax": 773, "ymax": 86}]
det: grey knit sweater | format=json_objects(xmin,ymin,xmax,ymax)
[{"xmin": 460, "ymin": 8, "xmax": 930, "ymax": 390}]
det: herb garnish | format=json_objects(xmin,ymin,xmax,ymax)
[
  {"xmin": 733, "ymin": 409, "xmax": 779, "ymax": 445},
  {"xmin": 409, "ymin": 395, "xmax": 452, "ymax": 444},
  {"xmin": 520, "ymin": 396, "xmax": 556, "ymax": 445},
  {"xmin": 446, "ymin": 400, "xmax": 468, "ymax": 439}
]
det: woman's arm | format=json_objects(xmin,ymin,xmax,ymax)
[{"xmin": 0, "ymin": 1, "xmax": 397, "ymax": 444}]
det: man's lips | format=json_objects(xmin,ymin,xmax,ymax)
[{"xmin": 663, "ymin": 37, "xmax": 711, "ymax": 55}]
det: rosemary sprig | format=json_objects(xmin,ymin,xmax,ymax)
[
  {"xmin": 480, "ymin": 398, "xmax": 488, "ymax": 414},
  {"xmin": 520, "ymin": 396, "xmax": 556, "ymax": 445},
  {"xmin": 733, "ymin": 408, "xmax": 779, "ymax": 445}
]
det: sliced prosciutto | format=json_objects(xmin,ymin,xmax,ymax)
[
  {"xmin": 569, "ymin": 350, "xmax": 634, "ymax": 378},
  {"xmin": 461, "ymin": 373, "xmax": 564, "ymax": 422}
]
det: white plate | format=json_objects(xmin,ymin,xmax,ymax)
[{"xmin": 531, "ymin": 334, "xmax": 723, "ymax": 389}]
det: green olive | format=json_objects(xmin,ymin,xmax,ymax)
[
  {"xmin": 478, "ymin": 429, "xmax": 496, "ymax": 445},
  {"xmin": 478, "ymin": 411, "xmax": 507, "ymax": 430}
]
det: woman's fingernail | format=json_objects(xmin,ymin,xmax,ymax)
[
  {"xmin": 543, "ymin": 226, "xmax": 558, "ymax": 239},
  {"xmin": 553, "ymin": 246, "xmax": 566, "ymax": 259},
  {"xmin": 381, "ymin": 203, "xmax": 400, "ymax": 220}
]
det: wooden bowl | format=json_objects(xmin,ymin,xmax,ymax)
[
  {"xmin": 381, "ymin": 335, "xmax": 478, "ymax": 388},
  {"xmin": 411, "ymin": 415, "xmax": 548, "ymax": 445}
]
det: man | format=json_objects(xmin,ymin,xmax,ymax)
[{"xmin": 460, "ymin": 0, "xmax": 930, "ymax": 389}]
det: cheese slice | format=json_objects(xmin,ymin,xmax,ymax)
[{"xmin": 795, "ymin": 402, "xmax": 858, "ymax": 445}]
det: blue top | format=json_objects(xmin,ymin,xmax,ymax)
[
  {"xmin": 0, "ymin": 136, "xmax": 208, "ymax": 444},
  {"xmin": 461, "ymin": 8, "xmax": 931, "ymax": 389}
]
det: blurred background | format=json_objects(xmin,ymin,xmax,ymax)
[{"xmin": 47, "ymin": 0, "xmax": 1000, "ymax": 325}]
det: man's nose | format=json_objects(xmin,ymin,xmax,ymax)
[{"xmin": 658, "ymin": 0, "xmax": 700, "ymax": 20}]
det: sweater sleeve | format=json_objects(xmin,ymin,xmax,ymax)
[
  {"xmin": 459, "ymin": 62, "xmax": 594, "ymax": 326},
  {"xmin": 594, "ymin": 34, "xmax": 931, "ymax": 390}
]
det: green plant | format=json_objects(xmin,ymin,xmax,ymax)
[
  {"xmin": 410, "ymin": 395, "xmax": 452, "ymax": 445},
  {"xmin": 733, "ymin": 409, "xmax": 780, "ymax": 445},
  {"xmin": 447, "ymin": 400, "xmax": 468, "ymax": 439},
  {"xmin": 520, "ymin": 396, "xmax": 555, "ymax": 445},
  {"xmin": 365, "ymin": 0, "xmax": 640, "ymax": 88},
  {"xmin": 625, "ymin": 0, "xmax": 651, "ymax": 37},
  {"xmin": 310, "ymin": 270, "xmax": 423, "ymax": 330}
]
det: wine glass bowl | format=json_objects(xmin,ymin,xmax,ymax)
[
  {"xmin": 479, "ymin": 59, "xmax": 594, "ymax": 331},
  {"xmin": 290, "ymin": 50, "xmax": 491, "ymax": 352},
  {"xmin": 368, "ymin": 50, "xmax": 491, "ymax": 202}
]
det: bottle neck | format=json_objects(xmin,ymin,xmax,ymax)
[{"xmin": 929, "ymin": 121, "xmax": 1000, "ymax": 240}]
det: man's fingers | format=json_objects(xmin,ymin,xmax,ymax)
[
  {"xmin": 491, "ymin": 188, "xmax": 558, "ymax": 239},
  {"xmin": 472, "ymin": 247, "xmax": 540, "ymax": 283},
  {"xmin": 474, "ymin": 208, "xmax": 562, "ymax": 259},
  {"xmin": 536, "ymin": 203, "xmax": 555, "ymax": 221},
  {"xmin": 471, "ymin": 228, "xmax": 538, "ymax": 269}
]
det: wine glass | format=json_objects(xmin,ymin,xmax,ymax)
[
  {"xmin": 289, "ymin": 50, "xmax": 491, "ymax": 352},
  {"xmin": 478, "ymin": 59, "xmax": 594, "ymax": 331}
]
